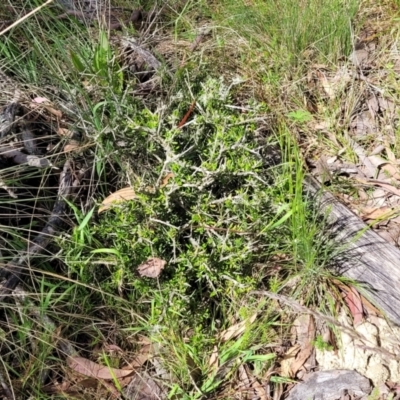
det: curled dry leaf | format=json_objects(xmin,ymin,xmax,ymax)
[
  {"xmin": 280, "ymin": 345, "xmax": 301, "ymax": 377},
  {"xmin": 31, "ymin": 98, "xmax": 62, "ymax": 118},
  {"xmin": 356, "ymin": 177, "xmax": 400, "ymax": 197},
  {"xmin": 316, "ymin": 70, "xmax": 335, "ymax": 100},
  {"xmin": 237, "ymin": 364, "xmax": 253, "ymax": 399},
  {"xmin": 343, "ymin": 286, "xmax": 364, "ymax": 325},
  {"xmin": 360, "ymin": 206, "xmax": 394, "ymax": 221},
  {"xmin": 57, "ymin": 127, "xmax": 74, "ymax": 138},
  {"xmin": 99, "ymin": 187, "xmax": 137, "ymax": 213},
  {"xmin": 137, "ymin": 257, "xmax": 166, "ymax": 278},
  {"xmin": 208, "ymin": 345, "xmax": 219, "ymax": 373},
  {"xmin": 289, "ymin": 315, "xmax": 315, "ymax": 377},
  {"xmin": 64, "ymin": 140, "xmax": 81, "ymax": 153},
  {"xmin": 67, "ymin": 356, "xmax": 134, "ymax": 380},
  {"xmin": 160, "ymin": 172, "xmax": 174, "ymax": 188},
  {"xmin": 104, "ymin": 344, "xmax": 124, "ymax": 353},
  {"xmin": 32, "ymin": 96, "xmax": 50, "ymax": 104},
  {"xmin": 44, "ymin": 105, "xmax": 62, "ymax": 119},
  {"xmin": 219, "ymin": 313, "xmax": 257, "ymax": 342}
]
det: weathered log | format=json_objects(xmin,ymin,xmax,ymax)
[
  {"xmin": 286, "ymin": 370, "xmax": 371, "ymax": 400},
  {"xmin": 304, "ymin": 175, "xmax": 400, "ymax": 325}
]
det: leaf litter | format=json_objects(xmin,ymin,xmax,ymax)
[{"xmin": 137, "ymin": 257, "xmax": 167, "ymax": 278}]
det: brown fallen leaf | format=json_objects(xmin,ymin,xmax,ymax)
[
  {"xmin": 63, "ymin": 140, "xmax": 81, "ymax": 153},
  {"xmin": 120, "ymin": 349, "xmax": 151, "ymax": 389},
  {"xmin": 237, "ymin": 364, "xmax": 254, "ymax": 399},
  {"xmin": 57, "ymin": 127, "xmax": 74, "ymax": 138},
  {"xmin": 280, "ymin": 345, "xmax": 301, "ymax": 377},
  {"xmin": 137, "ymin": 257, "xmax": 166, "ymax": 278},
  {"xmin": 316, "ymin": 70, "xmax": 335, "ymax": 100},
  {"xmin": 67, "ymin": 356, "xmax": 135, "ymax": 380},
  {"xmin": 354, "ymin": 177, "xmax": 400, "ymax": 197},
  {"xmin": 160, "ymin": 172, "xmax": 174, "ymax": 188},
  {"xmin": 219, "ymin": 313, "xmax": 257, "ymax": 342},
  {"xmin": 104, "ymin": 344, "xmax": 124, "ymax": 353},
  {"xmin": 99, "ymin": 187, "xmax": 137, "ymax": 213},
  {"xmin": 360, "ymin": 294, "xmax": 380, "ymax": 317},
  {"xmin": 208, "ymin": 345, "xmax": 219, "ymax": 374},
  {"xmin": 290, "ymin": 341, "xmax": 313, "ymax": 377},
  {"xmin": 289, "ymin": 315, "xmax": 315, "ymax": 377},
  {"xmin": 294, "ymin": 315, "xmax": 316, "ymax": 345},
  {"xmin": 343, "ymin": 286, "xmax": 364, "ymax": 325},
  {"xmin": 360, "ymin": 206, "xmax": 394, "ymax": 221},
  {"xmin": 380, "ymin": 162, "xmax": 400, "ymax": 180},
  {"xmin": 44, "ymin": 105, "xmax": 62, "ymax": 119}
]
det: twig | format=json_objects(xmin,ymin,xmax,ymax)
[
  {"xmin": 0, "ymin": 160, "xmax": 79, "ymax": 299},
  {"xmin": 0, "ymin": 363, "xmax": 14, "ymax": 400},
  {"xmin": 0, "ymin": 0, "xmax": 54, "ymax": 37},
  {"xmin": 177, "ymin": 100, "xmax": 196, "ymax": 129},
  {"xmin": 56, "ymin": 8, "xmax": 142, "ymax": 31},
  {"xmin": 189, "ymin": 33, "xmax": 206, "ymax": 52}
]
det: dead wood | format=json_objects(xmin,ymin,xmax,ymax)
[{"xmin": 304, "ymin": 175, "xmax": 400, "ymax": 325}]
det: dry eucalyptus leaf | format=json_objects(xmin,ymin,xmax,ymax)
[
  {"xmin": 290, "ymin": 315, "xmax": 315, "ymax": 376},
  {"xmin": 64, "ymin": 141, "xmax": 81, "ymax": 153},
  {"xmin": 361, "ymin": 206, "xmax": 394, "ymax": 221},
  {"xmin": 290, "ymin": 341, "xmax": 313, "ymax": 377},
  {"xmin": 57, "ymin": 127, "xmax": 74, "ymax": 138},
  {"xmin": 99, "ymin": 187, "xmax": 137, "ymax": 213},
  {"xmin": 343, "ymin": 286, "xmax": 364, "ymax": 325},
  {"xmin": 280, "ymin": 344, "xmax": 301, "ymax": 377},
  {"xmin": 380, "ymin": 163, "xmax": 400, "ymax": 180},
  {"xmin": 237, "ymin": 364, "xmax": 253, "ymax": 398},
  {"xmin": 160, "ymin": 172, "xmax": 174, "ymax": 188},
  {"xmin": 219, "ymin": 313, "xmax": 257, "ymax": 342},
  {"xmin": 67, "ymin": 356, "xmax": 134, "ymax": 380},
  {"xmin": 208, "ymin": 345, "xmax": 219, "ymax": 373},
  {"xmin": 316, "ymin": 70, "xmax": 335, "ymax": 100},
  {"xmin": 137, "ymin": 257, "xmax": 166, "ymax": 278},
  {"xmin": 355, "ymin": 177, "xmax": 400, "ymax": 197},
  {"xmin": 44, "ymin": 105, "xmax": 62, "ymax": 119}
]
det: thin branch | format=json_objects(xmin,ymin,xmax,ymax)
[{"xmin": 0, "ymin": 0, "xmax": 54, "ymax": 37}]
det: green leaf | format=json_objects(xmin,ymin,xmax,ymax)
[
  {"xmin": 78, "ymin": 207, "xmax": 96, "ymax": 231},
  {"xmin": 70, "ymin": 50, "xmax": 86, "ymax": 73},
  {"xmin": 242, "ymin": 353, "xmax": 275, "ymax": 362},
  {"xmin": 91, "ymin": 248, "xmax": 121, "ymax": 257},
  {"xmin": 287, "ymin": 109, "xmax": 312, "ymax": 123}
]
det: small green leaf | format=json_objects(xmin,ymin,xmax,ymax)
[
  {"xmin": 91, "ymin": 248, "xmax": 121, "ymax": 257},
  {"xmin": 287, "ymin": 109, "xmax": 312, "ymax": 123},
  {"xmin": 78, "ymin": 207, "xmax": 96, "ymax": 231},
  {"xmin": 70, "ymin": 50, "xmax": 86, "ymax": 73}
]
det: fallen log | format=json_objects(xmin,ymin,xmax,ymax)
[{"xmin": 304, "ymin": 175, "xmax": 400, "ymax": 325}]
